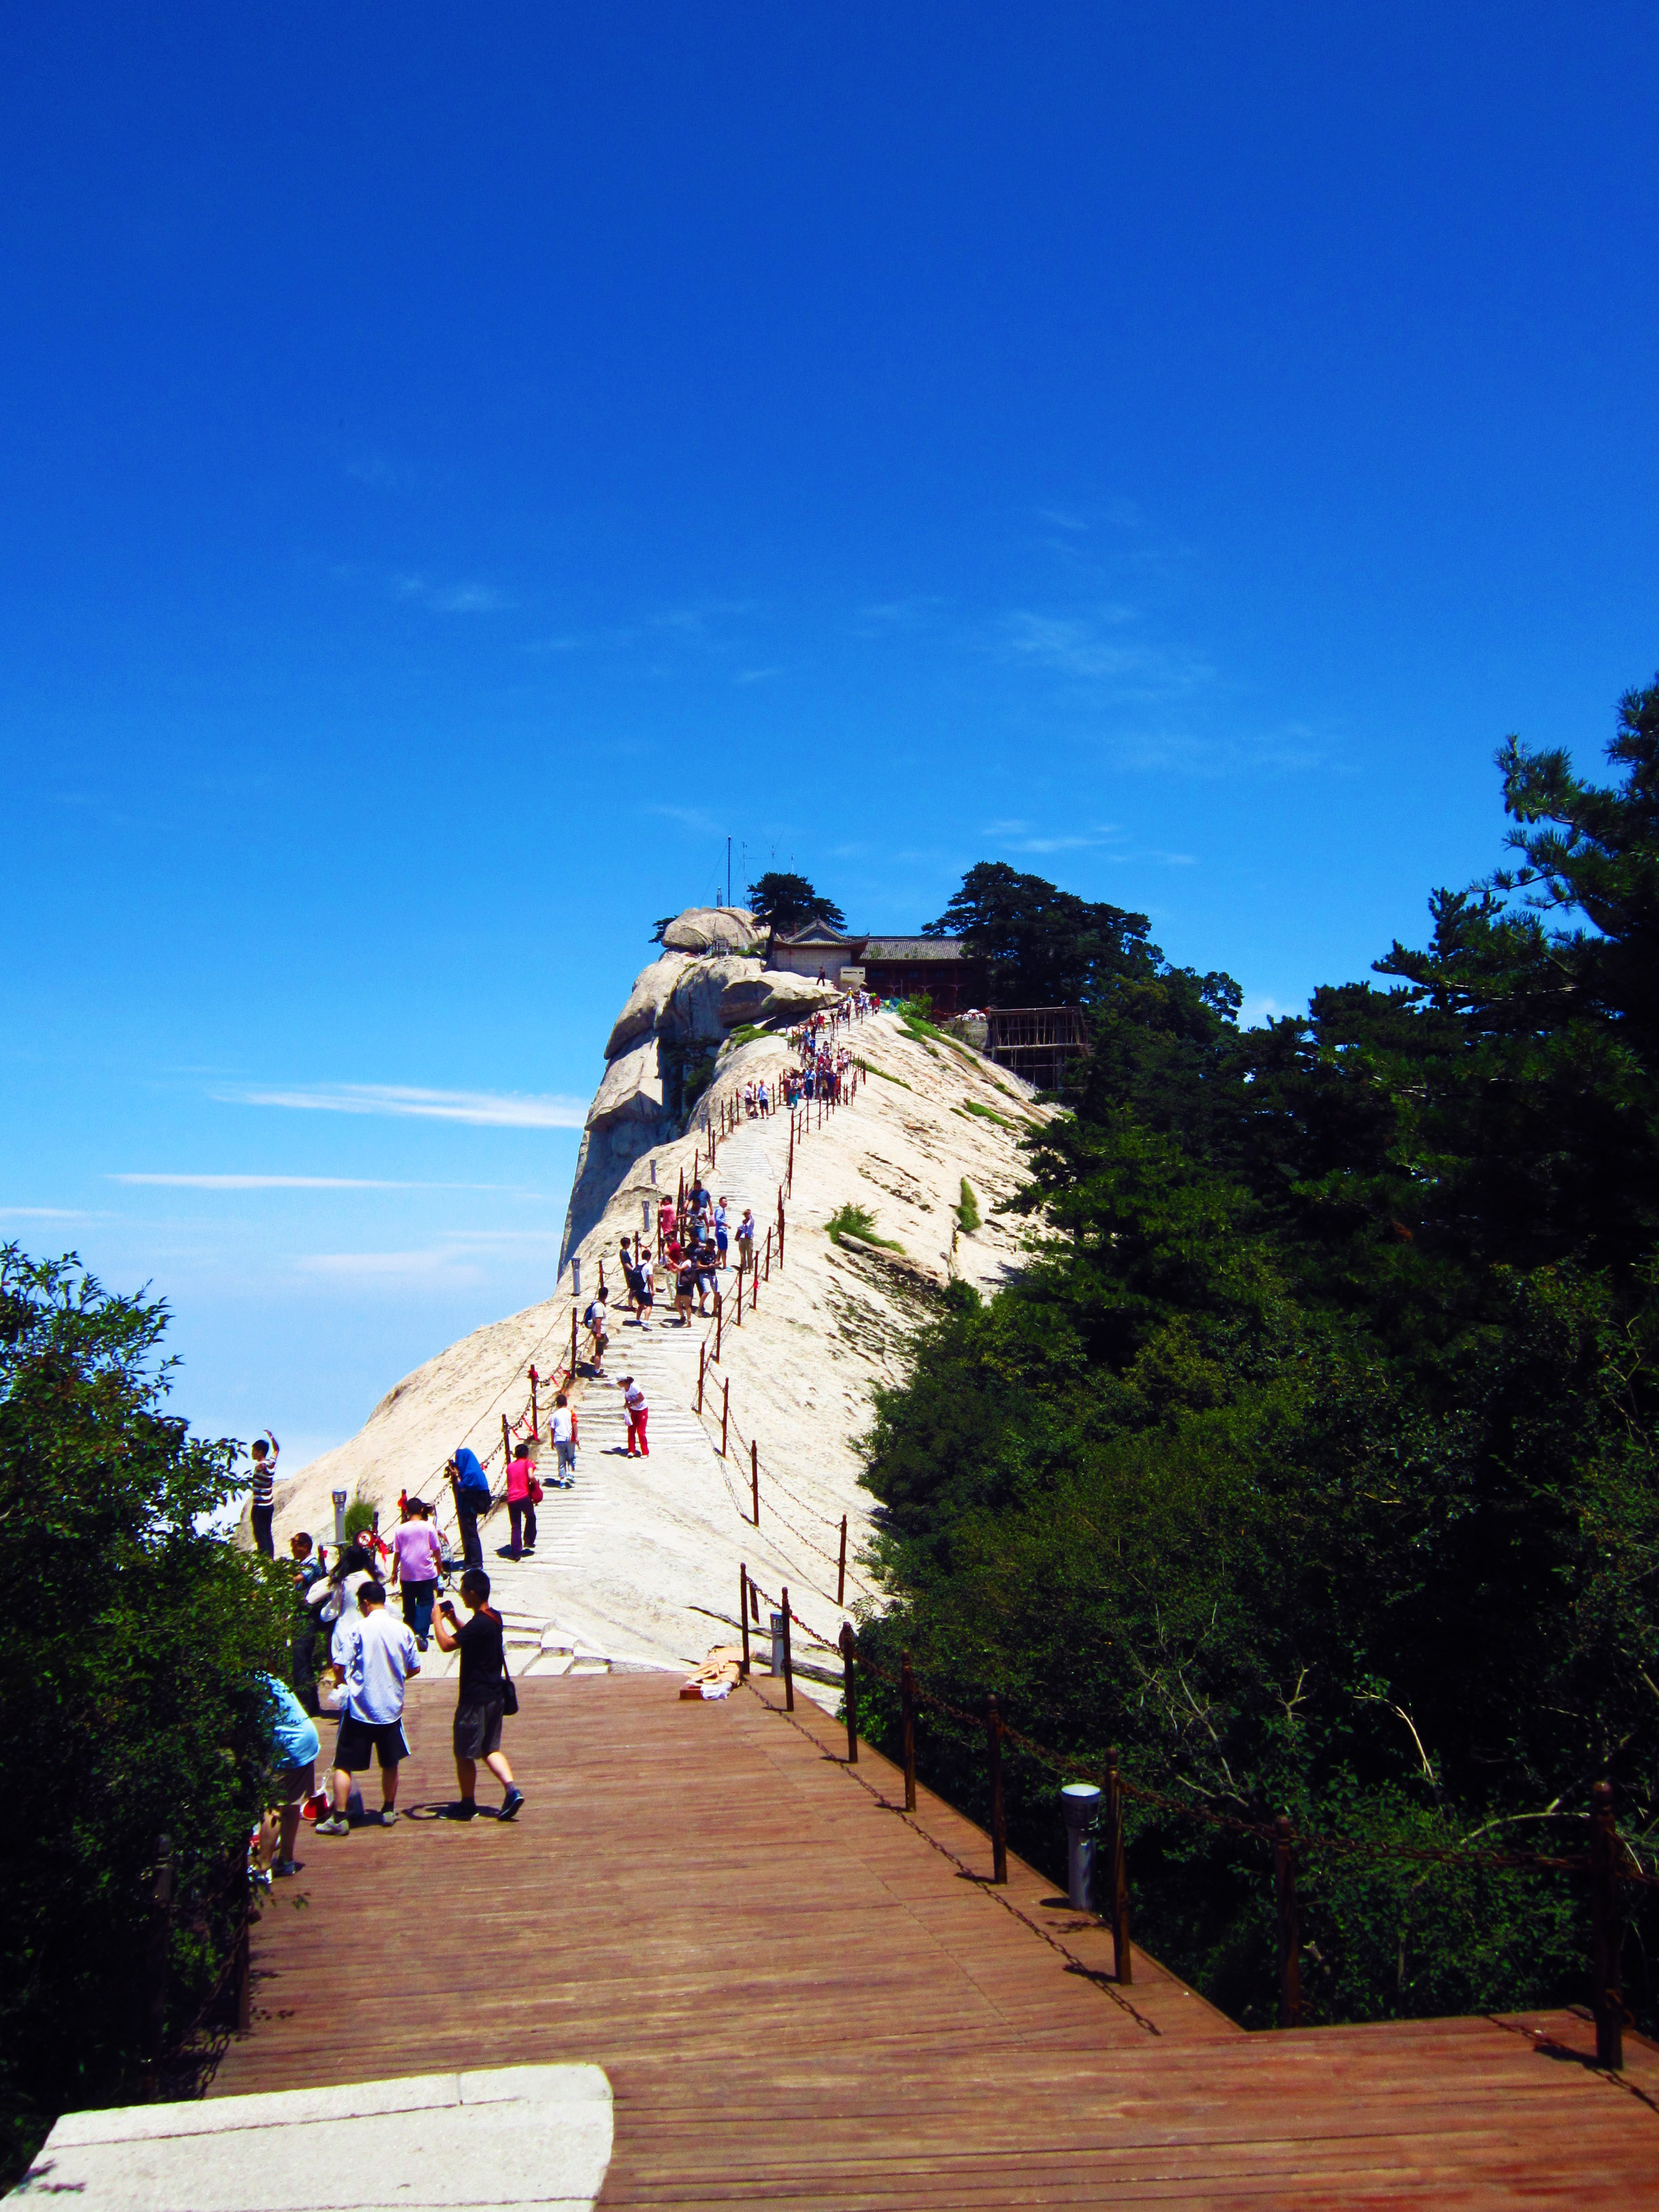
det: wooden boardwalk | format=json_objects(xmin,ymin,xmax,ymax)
[{"xmin": 214, "ymin": 1672, "xmax": 1659, "ymax": 2206}]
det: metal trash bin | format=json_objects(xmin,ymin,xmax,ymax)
[{"xmin": 1061, "ymin": 1782, "xmax": 1102, "ymax": 1912}]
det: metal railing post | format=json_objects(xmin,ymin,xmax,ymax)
[
  {"xmin": 901, "ymin": 1650, "xmax": 918, "ymax": 1812},
  {"xmin": 721, "ymin": 1378, "xmax": 729, "ymax": 1458},
  {"xmin": 836, "ymin": 1513, "xmax": 847, "ymax": 1607},
  {"xmin": 780, "ymin": 1586, "xmax": 795, "ymax": 1713},
  {"xmin": 1275, "ymin": 1814, "xmax": 1303, "ymax": 2028},
  {"xmin": 1591, "ymin": 1780, "xmax": 1624, "ymax": 2070},
  {"xmin": 739, "ymin": 1566, "xmax": 750, "ymax": 1677},
  {"xmin": 143, "ymin": 1833, "xmax": 173, "ymax": 2097},
  {"xmin": 751, "ymin": 1439, "xmax": 760, "ymax": 1525},
  {"xmin": 1106, "ymin": 1746, "xmax": 1132, "ymax": 1985},
  {"xmin": 840, "ymin": 1625, "xmax": 858, "ymax": 1762},
  {"xmin": 987, "ymin": 1700, "xmax": 1007, "ymax": 1884}
]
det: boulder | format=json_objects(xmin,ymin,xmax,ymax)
[
  {"xmin": 754, "ymin": 968, "xmax": 840, "ymax": 1021},
  {"xmin": 659, "ymin": 955, "xmax": 762, "ymax": 1045},
  {"xmin": 604, "ymin": 952, "xmax": 693, "ymax": 1061},
  {"xmin": 586, "ymin": 1036, "xmax": 664, "ymax": 1130},
  {"xmin": 659, "ymin": 906, "xmax": 763, "ymax": 956}
]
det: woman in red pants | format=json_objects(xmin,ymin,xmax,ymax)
[{"xmin": 621, "ymin": 1376, "xmax": 649, "ymax": 1456}]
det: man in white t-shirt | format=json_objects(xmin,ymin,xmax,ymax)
[
  {"xmin": 551, "ymin": 1391, "xmax": 578, "ymax": 1488},
  {"xmin": 316, "ymin": 1581, "xmax": 419, "ymax": 1834}
]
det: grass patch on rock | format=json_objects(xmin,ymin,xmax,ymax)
[{"xmin": 825, "ymin": 1202, "xmax": 905, "ymax": 1253}]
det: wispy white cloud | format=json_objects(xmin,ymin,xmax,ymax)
[
  {"xmin": 107, "ymin": 1174, "xmax": 514, "ymax": 1191},
  {"xmin": 734, "ymin": 666, "xmax": 780, "ymax": 686},
  {"xmin": 1002, "ymin": 609, "xmax": 1206, "ymax": 696},
  {"xmin": 216, "ymin": 1084, "xmax": 587, "ymax": 1130},
  {"xmin": 1240, "ymin": 994, "xmax": 1300, "ymax": 1029},
  {"xmin": 0, "ymin": 1206, "xmax": 102, "ymax": 1221},
  {"xmin": 393, "ymin": 575, "xmax": 514, "ymax": 615}
]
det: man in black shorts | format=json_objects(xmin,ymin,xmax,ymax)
[{"xmin": 432, "ymin": 1568, "xmax": 524, "ymax": 1822}]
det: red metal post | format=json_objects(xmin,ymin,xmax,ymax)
[
  {"xmin": 837, "ymin": 1514, "xmax": 847, "ymax": 1607},
  {"xmin": 697, "ymin": 1341, "xmax": 705, "ymax": 1414},
  {"xmin": 1107, "ymin": 1746, "xmax": 1133, "ymax": 1985},
  {"xmin": 901, "ymin": 1650, "xmax": 917, "ymax": 1812},
  {"xmin": 987, "ymin": 1697, "xmax": 1007, "ymax": 1883},
  {"xmin": 739, "ymin": 1565, "xmax": 750, "ymax": 1677},
  {"xmin": 529, "ymin": 1366, "xmax": 539, "ymax": 1436},
  {"xmin": 780, "ymin": 1586, "xmax": 795, "ymax": 1713},
  {"xmin": 840, "ymin": 1625, "xmax": 858, "ymax": 1763},
  {"xmin": 1591, "ymin": 1780, "xmax": 1625, "ymax": 2070},
  {"xmin": 751, "ymin": 1439, "xmax": 760, "ymax": 1525},
  {"xmin": 1275, "ymin": 1814, "xmax": 1303, "ymax": 2028},
  {"xmin": 721, "ymin": 1378, "xmax": 729, "ymax": 1458}
]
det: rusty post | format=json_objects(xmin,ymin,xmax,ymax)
[
  {"xmin": 837, "ymin": 1513, "xmax": 847, "ymax": 1607},
  {"xmin": 751, "ymin": 1438, "xmax": 760, "ymax": 1525},
  {"xmin": 677, "ymin": 1165, "xmax": 684, "ymax": 1212},
  {"xmin": 1590, "ymin": 1779, "xmax": 1624, "ymax": 2070},
  {"xmin": 143, "ymin": 1833, "xmax": 173, "ymax": 2097},
  {"xmin": 715, "ymin": 1290, "xmax": 723, "ymax": 1361},
  {"xmin": 780, "ymin": 1586, "xmax": 794, "ymax": 1713},
  {"xmin": 987, "ymin": 1700, "xmax": 1007, "ymax": 1884},
  {"xmin": 739, "ymin": 1565, "xmax": 750, "ymax": 1678},
  {"xmin": 697, "ymin": 1340, "xmax": 705, "ymax": 1414},
  {"xmin": 735, "ymin": 1267, "xmax": 743, "ymax": 1324},
  {"xmin": 721, "ymin": 1378, "xmax": 729, "ymax": 1457},
  {"xmin": 529, "ymin": 1365, "xmax": 539, "ymax": 1437},
  {"xmin": 1106, "ymin": 1746, "xmax": 1133, "ymax": 1986},
  {"xmin": 501, "ymin": 1413, "xmax": 512, "ymax": 1469},
  {"xmin": 764, "ymin": 1225, "xmax": 772, "ymax": 1280},
  {"xmin": 1275, "ymin": 1814, "xmax": 1302, "ymax": 2029},
  {"xmin": 837, "ymin": 1627, "xmax": 859, "ymax": 1746},
  {"xmin": 234, "ymin": 1915, "xmax": 253, "ymax": 2034},
  {"xmin": 571, "ymin": 1306, "xmax": 578, "ymax": 1384},
  {"xmin": 901, "ymin": 1650, "xmax": 917, "ymax": 1813},
  {"xmin": 750, "ymin": 1574, "xmax": 760, "ymax": 1623}
]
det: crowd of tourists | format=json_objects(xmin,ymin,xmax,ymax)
[
  {"xmin": 259, "ymin": 1491, "xmax": 525, "ymax": 1869},
  {"xmin": 251, "ymin": 987, "xmax": 885, "ymax": 1869}
]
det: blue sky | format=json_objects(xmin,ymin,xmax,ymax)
[{"xmin": 5, "ymin": 4, "xmax": 1658, "ymax": 1463}]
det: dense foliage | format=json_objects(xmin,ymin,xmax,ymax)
[
  {"xmin": 924, "ymin": 857, "xmax": 1240, "ymax": 1019},
  {"xmin": 0, "ymin": 1251, "xmax": 289, "ymax": 2177},
  {"xmin": 861, "ymin": 687, "xmax": 1659, "ymax": 2030}
]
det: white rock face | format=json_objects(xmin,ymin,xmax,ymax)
[
  {"xmin": 659, "ymin": 954, "xmax": 763, "ymax": 1045},
  {"xmin": 588, "ymin": 1035, "xmax": 664, "ymax": 1128},
  {"xmin": 270, "ymin": 1008, "xmax": 1047, "ymax": 1692},
  {"xmin": 660, "ymin": 905, "xmax": 762, "ymax": 956},
  {"xmin": 603, "ymin": 951, "xmax": 693, "ymax": 1061}
]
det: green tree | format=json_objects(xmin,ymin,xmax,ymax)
[
  {"xmin": 0, "ymin": 1250, "xmax": 289, "ymax": 2179},
  {"xmin": 746, "ymin": 871, "xmax": 846, "ymax": 937},
  {"xmin": 859, "ymin": 688, "xmax": 1659, "ymax": 2032}
]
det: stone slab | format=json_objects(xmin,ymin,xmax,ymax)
[{"xmin": 11, "ymin": 2063, "xmax": 612, "ymax": 2210}]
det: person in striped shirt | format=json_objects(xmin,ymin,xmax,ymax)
[{"xmin": 249, "ymin": 1430, "xmax": 279, "ymax": 1557}]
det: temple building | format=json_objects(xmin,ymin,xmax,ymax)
[{"xmin": 766, "ymin": 925, "xmax": 981, "ymax": 1013}]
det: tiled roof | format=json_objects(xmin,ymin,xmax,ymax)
[{"xmin": 861, "ymin": 937, "xmax": 965, "ymax": 960}]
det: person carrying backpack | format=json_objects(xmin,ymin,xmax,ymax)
[
  {"xmin": 434, "ymin": 1568, "xmax": 524, "ymax": 1821},
  {"xmin": 551, "ymin": 1392, "xmax": 578, "ymax": 1487}
]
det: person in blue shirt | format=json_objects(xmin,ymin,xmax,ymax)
[
  {"xmin": 447, "ymin": 1446, "xmax": 491, "ymax": 1569},
  {"xmin": 260, "ymin": 1673, "xmax": 321, "ymax": 1877}
]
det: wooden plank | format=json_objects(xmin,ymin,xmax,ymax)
[{"xmin": 211, "ymin": 1673, "xmax": 1659, "ymax": 2206}]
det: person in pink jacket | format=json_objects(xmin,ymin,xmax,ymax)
[{"xmin": 504, "ymin": 1444, "xmax": 538, "ymax": 1559}]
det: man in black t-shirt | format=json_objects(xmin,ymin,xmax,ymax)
[{"xmin": 432, "ymin": 1568, "xmax": 524, "ymax": 1821}]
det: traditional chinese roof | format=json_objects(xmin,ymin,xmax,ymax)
[{"xmin": 861, "ymin": 937, "xmax": 966, "ymax": 960}]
